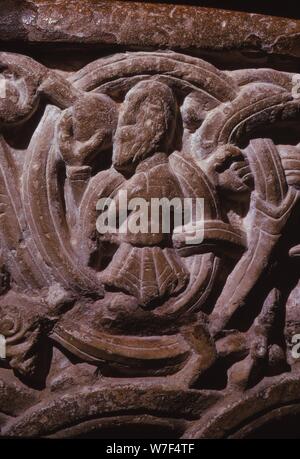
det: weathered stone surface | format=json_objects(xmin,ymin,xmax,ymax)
[
  {"xmin": 0, "ymin": 1, "xmax": 300, "ymax": 439},
  {"xmin": 1, "ymin": 0, "xmax": 300, "ymax": 59}
]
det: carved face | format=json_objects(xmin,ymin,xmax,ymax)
[
  {"xmin": 0, "ymin": 50, "xmax": 300, "ymax": 427},
  {"xmin": 112, "ymin": 80, "xmax": 177, "ymax": 171},
  {"xmin": 206, "ymin": 145, "xmax": 254, "ymax": 196},
  {"xmin": 57, "ymin": 93, "xmax": 118, "ymax": 166}
]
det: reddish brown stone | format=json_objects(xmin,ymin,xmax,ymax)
[
  {"xmin": 0, "ymin": 1, "xmax": 300, "ymax": 439},
  {"xmin": 0, "ymin": 1, "xmax": 300, "ymax": 58}
]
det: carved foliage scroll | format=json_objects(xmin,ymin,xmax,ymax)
[{"xmin": 0, "ymin": 51, "xmax": 299, "ymax": 438}]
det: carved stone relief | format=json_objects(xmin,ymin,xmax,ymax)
[{"xmin": 0, "ymin": 49, "xmax": 299, "ymax": 438}]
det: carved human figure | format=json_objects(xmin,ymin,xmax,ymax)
[{"xmin": 0, "ymin": 52, "xmax": 300, "ymax": 437}]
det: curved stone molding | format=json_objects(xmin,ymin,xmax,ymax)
[
  {"xmin": 0, "ymin": 49, "xmax": 299, "ymax": 438},
  {"xmin": 1, "ymin": 1, "xmax": 300, "ymax": 60}
]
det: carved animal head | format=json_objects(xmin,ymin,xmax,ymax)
[{"xmin": 57, "ymin": 93, "xmax": 118, "ymax": 166}]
